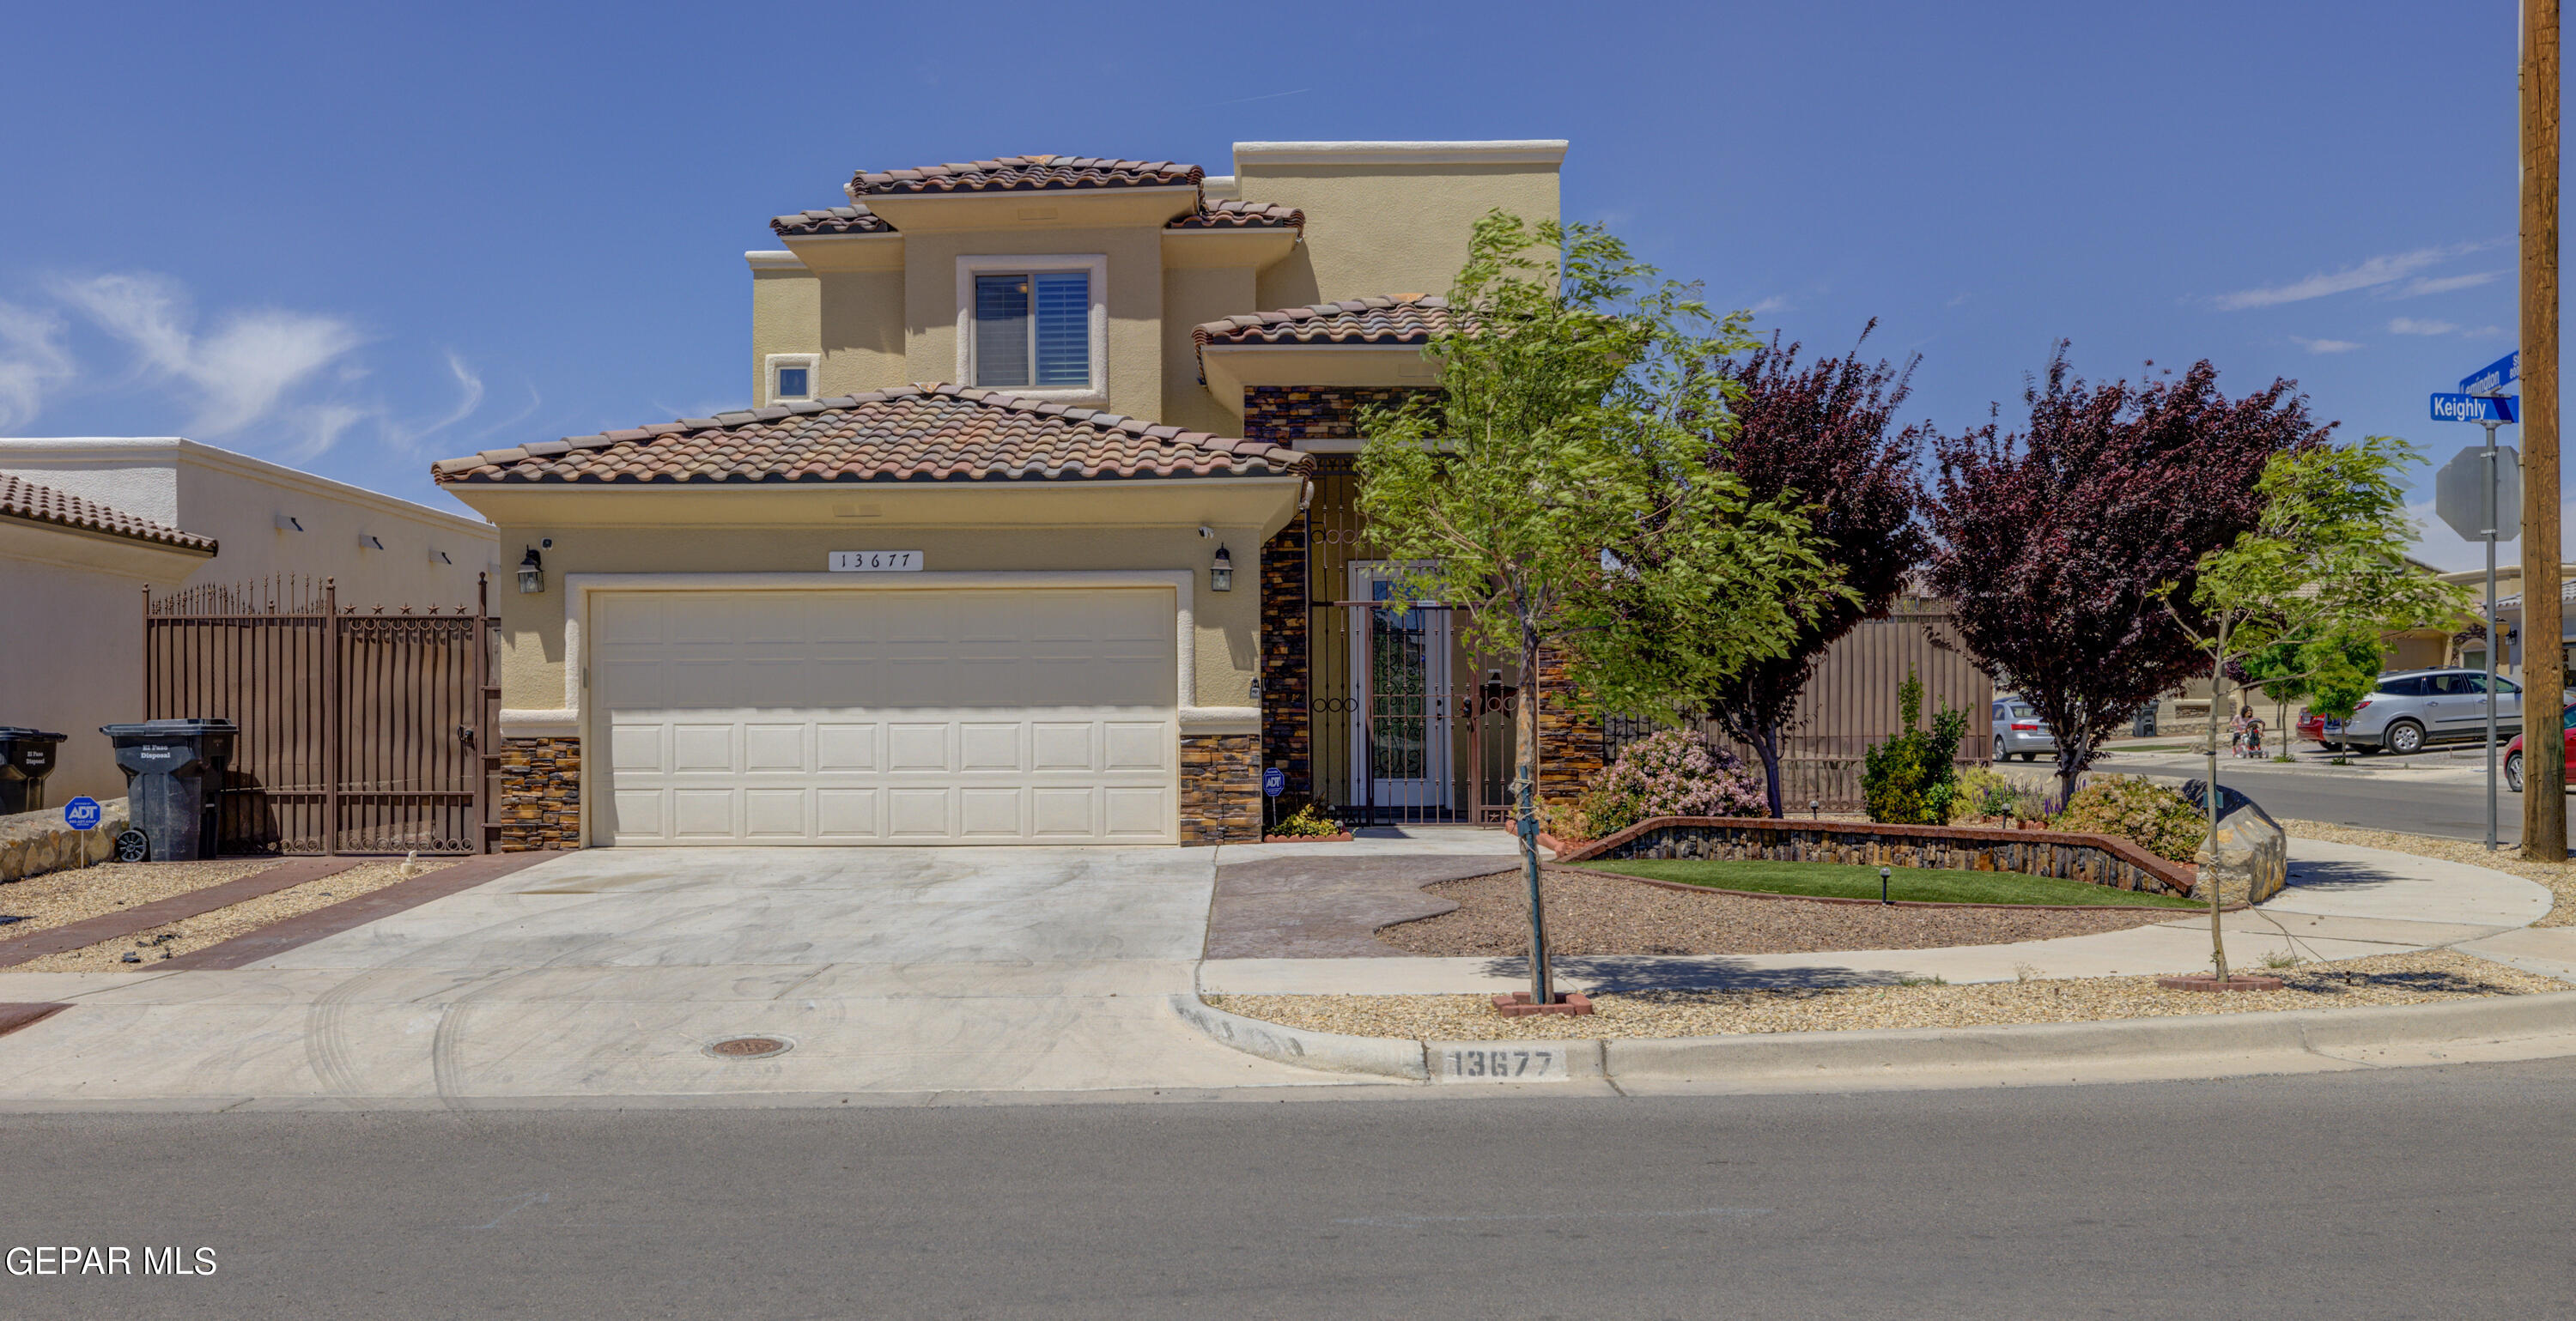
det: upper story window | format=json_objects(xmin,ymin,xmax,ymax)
[
  {"xmin": 766, "ymin": 353, "xmax": 818, "ymax": 403},
  {"xmin": 974, "ymin": 271, "xmax": 1090, "ymax": 388},
  {"xmin": 956, "ymin": 254, "xmax": 1107, "ymax": 402}
]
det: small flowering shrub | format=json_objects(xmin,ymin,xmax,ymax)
[
  {"xmin": 1539, "ymin": 799, "xmax": 1596, "ymax": 844},
  {"xmin": 2051, "ymin": 775, "xmax": 2205, "ymax": 862},
  {"xmin": 1945, "ymin": 766, "xmax": 2021, "ymax": 824},
  {"xmin": 1267, "ymin": 802, "xmax": 1342, "ymax": 838},
  {"xmin": 1577, "ymin": 730, "xmax": 1769, "ymax": 839}
]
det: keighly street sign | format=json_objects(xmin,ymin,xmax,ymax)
[
  {"xmin": 2434, "ymin": 444, "xmax": 2523, "ymax": 542},
  {"xmin": 2461, "ymin": 350, "xmax": 2521, "ymax": 396},
  {"xmin": 2432, "ymin": 392, "xmax": 2519, "ymax": 424}
]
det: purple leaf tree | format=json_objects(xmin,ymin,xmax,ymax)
[
  {"xmin": 1700, "ymin": 323, "xmax": 1929, "ymax": 816},
  {"xmin": 1922, "ymin": 345, "xmax": 2327, "ymax": 801}
]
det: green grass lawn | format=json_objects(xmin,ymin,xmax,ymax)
[{"xmin": 1578, "ymin": 857, "xmax": 2202, "ymax": 909}]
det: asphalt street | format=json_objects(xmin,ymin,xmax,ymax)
[
  {"xmin": 7, "ymin": 1060, "xmax": 2576, "ymax": 1319},
  {"xmin": 2077, "ymin": 748, "xmax": 2573, "ymax": 850}
]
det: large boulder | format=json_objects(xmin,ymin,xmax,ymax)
[
  {"xmin": 2181, "ymin": 779, "xmax": 2287, "ymax": 904},
  {"xmin": 0, "ymin": 798, "xmax": 132, "ymax": 882}
]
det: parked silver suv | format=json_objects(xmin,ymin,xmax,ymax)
[{"xmin": 2324, "ymin": 669, "xmax": 2523, "ymax": 754}]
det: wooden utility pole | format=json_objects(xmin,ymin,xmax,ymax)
[{"xmin": 2524, "ymin": 0, "xmax": 2565, "ymax": 862}]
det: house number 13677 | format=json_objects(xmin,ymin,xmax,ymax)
[{"xmin": 828, "ymin": 551, "xmax": 923, "ymax": 572}]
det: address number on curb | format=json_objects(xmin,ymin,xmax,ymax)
[{"xmin": 1438, "ymin": 1047, "xmax": 1566, "ymax": 1082}]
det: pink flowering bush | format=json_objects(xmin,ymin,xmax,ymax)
[{"xmin": 1577, "ymin": 730, "xmax": 1770, "ymax": 839}]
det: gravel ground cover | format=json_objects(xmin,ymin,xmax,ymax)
[
  {"xmin": 1578, "ymin": 857, "xmax": 2200, "ymax": 908},
  {"xmin": 13, "ymin": 858, "xmax": 457, "ymax": 973},
  {"xmin": 0, "ymin": 859, "xmax": 279, "ymax": 941},
  {"xmin": 1210, "ymin": 949, "xmax": 2568, "ymax": 1041},
  {"xmin": 2275, "ymin": 819, "xmax": 2576, "ymax": 928},
  {"xmin": 1374, "ymin": 869, "xmax": 2177, "ymax": 958}
]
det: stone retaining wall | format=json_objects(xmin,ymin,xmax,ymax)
[
  {"xmin": 0, "ymin": 798, "xmax": 131, "ymax": 882},
  {"xmin": 1558, "ymin": 816, "xmax": 2199, "ymax": 898}
]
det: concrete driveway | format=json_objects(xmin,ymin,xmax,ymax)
[{"xmin": 0, "ymin": 848, "xmax": 1361, "ymax": 1106}]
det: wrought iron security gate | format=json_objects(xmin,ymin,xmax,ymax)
[{"xmin": 143, "ymin": 576, "xmax": 498, "ymax": 855}]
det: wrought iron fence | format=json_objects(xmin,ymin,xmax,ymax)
[{"xmin": 143, "ymin": 576, "xmax": 497, "ymax": 855}]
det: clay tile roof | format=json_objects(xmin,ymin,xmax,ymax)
[
  {"xmin": 0, "ymin": 473, "xmax": 216, "ymax": 553},
  {"xmin": 769, "ymin": 204, "xmax": 895, "ymax": 236},
  {"xmin": 1167, "ymin": 199, "xmax": 1306, "ymax": 231},
  {"xmin": 429, "ymin": 384, "xmax": 1311, "ymax": 487},
  {"xmin": 851, "ymin": 155, "xmax": 1203, "ymax": 196},
  {"xmin": 1192, "ymin": 294, "xmax": 1460, "ymax": 351}
]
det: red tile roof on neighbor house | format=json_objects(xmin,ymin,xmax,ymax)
[
  {"xmin": 770, "ymin": 204, "xmax": 895, "ymax": 237},
  {"xmin": 1166, "ymin": 199, "xmax": 1305, "ymax": 231},
  {"xmin": 429, "ymin": 384, "xmax": 1310, "ymax": 486},
  {"xmin": 850, "ymin": 155, "xmax": 1203, "ymax": 196},
  {"xmin": 1192, "ymin": 294, "xmax": 1461, "ymax": 358},
  {"xmin": 0, "ymin": 473, "xmax": 216, "ymax": 554}
]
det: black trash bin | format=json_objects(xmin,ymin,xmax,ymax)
[
  {"xmin": 100, "ymin": 719, "xmax": 236, "ymax": 861},
  {"xmin": 0, "ymin": 727, "xmax": 67, "ymax": 815}
]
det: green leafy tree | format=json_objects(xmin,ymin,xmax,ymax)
[
  {"xmin": 2163, "ymin": 435, "xmax": 2474, "ymax": 980},
  {"xmin": 1358, "ymin": 212, "xmax": 1838, "ymax": 1003}
]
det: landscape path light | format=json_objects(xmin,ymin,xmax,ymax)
[{"xmin": 1880, "ymin": 865, "xmax": 1892, "ymax": 906}]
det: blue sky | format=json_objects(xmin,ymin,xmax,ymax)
[{"xmin": 0, "ymin": 0, "xmax": 2547, "ymax": 569}]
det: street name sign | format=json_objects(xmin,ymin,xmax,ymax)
[
  {"xmin": 2431, "ymin": 393, "xmax": 2518, "ymax": 424},
  {"xmin": 2461, "ymin": 350, "xmax": 2520, "ymax": 396},
  {"xmin": 2434, "ymin": 445, "xmax": 2523, "ymax": 542}
]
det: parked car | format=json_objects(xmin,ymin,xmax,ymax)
[
  {"xmin": 2297, "ymin": 710, "xmax": 2329, "ymax": 747},
  {"xmin": 1990, "ymin": 698, "xmax": 2057, "ymax": 762},
  {"xmin": 2503, "ymin": 702, "xmax": 2576, "ymax": 792},
  {"xmin": 2323, "ymin": 669, "xmax": 2524, "ymax": 755}
]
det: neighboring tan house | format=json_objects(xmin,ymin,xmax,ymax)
[
  {"xmin": 432, "ymin": 142, "xmax": 1569, "ymax": 849},
  {"xmin": 0, "ymin": 438, "xmax": 501, "ymax": 801}
]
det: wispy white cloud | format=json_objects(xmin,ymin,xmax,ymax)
[
  {"xmin": 465, "ymin": 381, "xmax": 544, "ymax": 445},
  {"xmin": 1747, "ymin": 296, "xmax": 1791, "ymax": 316},
  {"xmin": 2398, "ymin": 270, "xmax": 2501, "ymax": 298},
  {"xmin": 2213, "ymin": 243, "xmax": 2487, "ymax": 311},
  {"xmin": 52, "ymin": 272, "xmax": 364, "ymax": 442},
  {"xmin": 2289, "ymin": 336, "xmax": 2366, "ymax": 354},
  {"xmin": 383, "ymin": 352, "xmax": 485, "ymax": 452},
  {"xmin": 2389, "ymin": 316, "xmax": 2461, "ymax": 336},
  {"xmin": 0, "ymin": 300, "xmax": 75, "ymax": 431}
]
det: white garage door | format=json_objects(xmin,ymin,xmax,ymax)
[{"xmin": 592, "ymin": 588, "xmax": 1177, "ymax": 845}]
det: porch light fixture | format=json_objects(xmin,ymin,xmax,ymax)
[
  {"xmin": 516, "ymin": 546, "xmax": 544, "ymax": 595},
  {"xmin": 1210, "ymin": 543, "xmax": 1234, "ymax": 592}
]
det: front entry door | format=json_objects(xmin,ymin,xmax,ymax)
[{"xmin": 1347, "ymin": 562, "xmax": 1453, "ymax": 813}]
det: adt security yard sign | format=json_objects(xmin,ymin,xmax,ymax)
[
  {"xmin": 63, "ymin": 796, "xmax": 101, "ymax": 832},
  {"xmin": 2461, "ymin": 350, "xmax": 2520, "ymax": 397},
  {"xmin": 2432, "ymin": 393, "xmax": 2518, "ymax": 424},
  {"xmin": 1262, "ymin": 768, "xmax": 1286, "ymax": 798}
]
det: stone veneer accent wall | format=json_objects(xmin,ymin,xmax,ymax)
[
  {"xmin": 1534, "ymin": 649, "xmax": 1607, "ymax": 803},
  {"xmin": 1180, "ymin": 733, "xmax": 1260, "ymax": 845},
  {"xmin": 498, "ymin": 736, "xmax": 581, "ymax": 851},
  {"xmin": 1241, "ymin": 385, "xmax": 1441, "ymax": 802}
]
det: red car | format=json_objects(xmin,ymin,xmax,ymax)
[
  {"xmin": 2298, "ymin": 710, "xmax": 2330, "ymax": 747},
  {"xmin": 2504, "ymin": 703, "xmax": 2576, "ymax": 792}
]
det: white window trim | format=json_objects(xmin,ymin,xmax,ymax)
[
  {"xmin": 764, "ymin": 353, "xmax": 820, "ymax": 404},
  {"xmin": 954, "ymin": 253, "xmax": 1109, "ymax": 403}
]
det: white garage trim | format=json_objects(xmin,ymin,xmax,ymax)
[{"xmin": 544, "ymin": 570, "xmax": 1250, "ymax": 845}]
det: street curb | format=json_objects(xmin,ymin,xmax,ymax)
[
  {"xmin": 1175, "ymin": 988, "xmax": 2576, "ymax": 1087},
  {"xmin": 1167, "ymin": 995, "xmax": 1429, "ymax": 1081}
]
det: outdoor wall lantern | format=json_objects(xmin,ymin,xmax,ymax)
[
  {"xmin": 516, "ymin": 545, "xmax": 545, "ymax": 595},
  {"xmin": 1210, "ymin": 543, "xmax": 1233, "ymax": 592}
]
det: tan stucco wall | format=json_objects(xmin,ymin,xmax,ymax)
[
  {"xmin": 1159, "ymin": 265, "xmax": 1259, "ymax": 434},
  {"xmin": 898, "ymin": 226, "xmax": 1166, "ymax": 415},
  {"xmin": 817, "ymin": 270, "xmax": 908, "ymax": 397},
  {"xmin": 489, "ymin": 513, "xmax": 1279, "ymax": 715},
  {"xmin": 0, "ymin": 523, "xmax": 212, "ymax": 800},
  {"xmin": 750, "ymin": 267, "xmax": 820, "ymax": 402},
  {"xmin": 1237, "ymin": 162, "xmax": 1560, "ymax": 308}
]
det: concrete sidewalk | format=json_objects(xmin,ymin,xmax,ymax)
[{"xmin": 1198, "ymin": 837, "xmax": 2559, "ymax": 996}]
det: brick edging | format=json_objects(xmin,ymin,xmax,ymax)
[
  {"xmin": 1553, "ymin": 816, "xmax": 2198, "ymax": 894},
  {"xmin": 0, "ymin": 857, "xmax": 365, "ymax": 969},
  {"xmin": 159, "ymin": 852, "xmax": 553, "ymax": 971}
]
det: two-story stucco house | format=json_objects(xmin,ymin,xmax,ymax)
[{"xmin": 432, "ymin": 141, "xmax": 1568, "ymax": 849}]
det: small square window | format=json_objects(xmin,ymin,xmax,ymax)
[{"xmin": 775, "ymin": 366, "xmax": 811, "ymax": 398}]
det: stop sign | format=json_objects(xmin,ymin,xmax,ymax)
[{"xmin": 2434, "ymin": 444, "xmax": 2522, "ymax": 542}]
